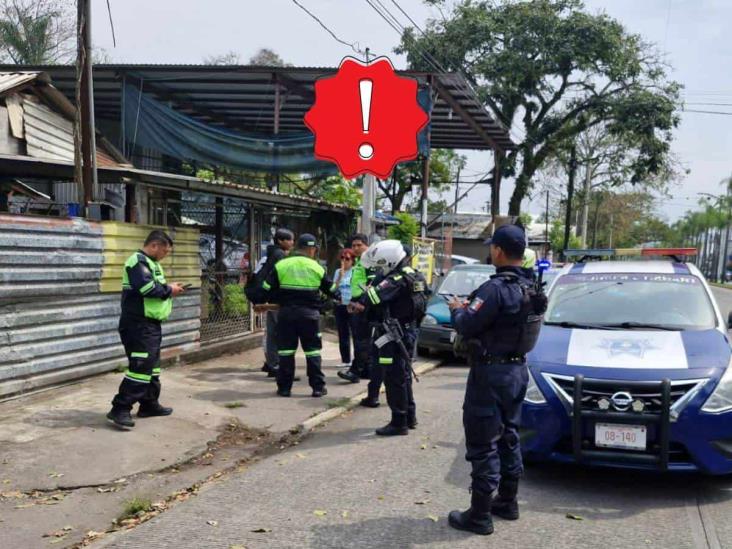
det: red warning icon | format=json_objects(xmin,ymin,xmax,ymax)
[{"xmin": 304, "ymin": 57, "xmax": 429, "ymax": 180}]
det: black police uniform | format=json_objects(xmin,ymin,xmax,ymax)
[
  {"xmin": 109, "ymin": 251, "xmax": 174, "ymax": 426},
  {"xmin": 339, "ymin": 257, "xmax": 376, "ymax": 383},
  {"xmin": 449, "ymin": 264, "xmax": 538, "ymax": 533},
  {"xmin": 358, "ymin": 262, "xmax": 424, "ymax": 435},
  {"xmin": 263, "ymin": 242, "xmax": 333, "ymax": 396}
]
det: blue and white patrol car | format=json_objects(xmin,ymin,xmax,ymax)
[{"xmin": 522, "ymin": 248, "xmax": 732, "ymax": 474}]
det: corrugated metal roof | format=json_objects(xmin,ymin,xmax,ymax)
[
  {"xmin": 0, "ymin": 64, "xmax": 514, "ymax": 152},
  {"xmin": 0, "ymin": 71, "xmax": 43, "ymax": 95}
]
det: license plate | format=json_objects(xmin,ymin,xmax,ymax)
[
  {"xmin": 449, "ymin": 330, "xmax": 456, "ymax": 343},
  {"xmin": 595, "ymin": 423, "xmax": 646, "ymax": 451}
]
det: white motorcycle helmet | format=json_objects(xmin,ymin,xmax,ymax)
[{"xmin": 360, "ymin": 239, "xmax": 407, "ymax": 274}]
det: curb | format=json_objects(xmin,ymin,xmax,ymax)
[{"xmin": 296, "ymin": 358, "xmax": 442, "ymax": 434}]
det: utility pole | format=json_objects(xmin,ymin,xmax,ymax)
[
  {"xmin": 453, "ymin": 167, "xmax": 461, "ymax": 215},
  {"xmin": 723, "ymin": 185, "xmax": 731, "ymax": 282},
  {"xmin": 563, "ymin": 145, "xmax": 577, "ymax": 256},
  {"xmin": 75, "ymin": 0, "xmax": 97, "ymax": 215},
  {"xmin": 360, "ymin": 48, "xmax": 375, "ymax": 239},
  {"xmin": 580, "ymin": 161, "xmax": 592, "ymax": 247},
  {"xmin": 544, "ymin": 190, "xmax": 550, "ymax": 257}
]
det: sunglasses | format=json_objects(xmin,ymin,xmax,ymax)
[{"xmin": 341, "ymin": 255, "xmax": 354, "ymax": 261}]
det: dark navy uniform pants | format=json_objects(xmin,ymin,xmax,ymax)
[
  {"xmin": 375, "ymin": 325, "xmax": 416, "ymax": 427},
  {"xmin": 276, "ymin": 306, "xmax": 325, "ymax": 391},
  {"xmin": 112, "ymin": 319, "xmax": 163, "ymax": 411},
  {"xmin": 348, "ymin": 311, "xmax": 371, "ymax": 377},
  {"xmin": 463, "ymin": 362, "xmax": 528, "ymax": 497}
]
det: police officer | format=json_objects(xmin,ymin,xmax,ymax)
[
  {"xmin": 338, "ymin": 233, "xmax": 375, "ymax": 384},
  {"xmin": 350, "ymin": 240, "xmax": 427, "ymax": 436},
  {"xmin": 107, "ymin": 230, "xmax": 186, "ymax": 430},
  {"xmin": 258, "ymin": 228, "xmax": 295, "ymax": 378},
  {"xmin": 447, "ymin": 224, "xmax": 544, "ymax": 535},
  {"xmin": 263, "ymin": 233, "xmax": 333, "ymax": 397}
]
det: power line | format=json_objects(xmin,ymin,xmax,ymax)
[
  {"xmin": 290, "ymin": 0, "xmax": 368, "ymax": 56},
  {"xmin": 683, "ymin": 109, "xmax": 732, "ymax": 116}
]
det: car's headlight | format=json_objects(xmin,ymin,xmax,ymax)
[
  {"xmin": 702, "ymin": 358, "xmax": 732, "ymax": 413},
  {"xmin": 525, "ymin": 369, "xmax": 546, "ymax": 405},
  {"xmin": 421, "ymin": 314, "xmax": 438, "ymax": 326}
]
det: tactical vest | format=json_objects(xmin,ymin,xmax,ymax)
[
  {"xmin": 122, "ymin": 253, "xmax": 173, "ymax": 321},
  {"xmin": 454, "ymin": 272, "xmax": 546, "ymax": 360}
]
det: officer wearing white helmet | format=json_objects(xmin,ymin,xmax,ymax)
[{"xmin": 349, "ymin": 239, "xmax": 429, "ymax": 436}]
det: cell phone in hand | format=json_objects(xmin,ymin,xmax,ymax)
[{"xmin": 182, "ymin": 283, "xmax": 193, "ymax": 290}]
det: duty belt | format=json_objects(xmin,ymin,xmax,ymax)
[{"xmin": 483, "ymin": 355, "xmax": 526, "ymax": 365}]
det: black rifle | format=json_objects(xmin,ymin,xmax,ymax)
[{"xmin": 374, "ymin": 314, "xmax": 419, "ymax": 382}]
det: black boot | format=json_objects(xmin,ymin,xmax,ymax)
[
  {"xmin": 107, "ymin": 408, "xmax": 135, "ymax": 430},
  {"xmin": 375, "ymin": 423, "xmax": 408, "ymax": 436},
  {"xmin": 408, "ymin": 413, "xmax": 418, "ymax": 430},
  {"xmin": 312, "ymin": 387, "xmax": 328, "ymax": 398},
  {"xmin": 277, "ymin": 387, "xmax": 291, "ymax": 397},
  {"xmin": 359, "ymin": 397, "xmax": 380, "ymax": 408},
  {"xmin": 137, "ymin": 403, "xmax": 173, "ymax": 418},
  {"xmin": 492, "ymin": 477, "xmax": 520, "ymax": 520},
  {"xmin": 337, "ymin": 369, "xmax": 360, "ymax": 383},
  {"xmin": 448, "ymin": 491, "xmax": 494, "ymax": 535}
]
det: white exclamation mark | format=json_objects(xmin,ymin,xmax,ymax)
[{"xmin": 358, "ymin": 79, "xmax": 374, "ymax": 160}]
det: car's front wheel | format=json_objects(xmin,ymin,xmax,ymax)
[{"xmin": 417, "ymin": 346, "xmax": 431, "ymax": 357}]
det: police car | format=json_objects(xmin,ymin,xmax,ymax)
[{"xmin": 522, "ymin": 248, "xmax": 732, "ymax": 474}]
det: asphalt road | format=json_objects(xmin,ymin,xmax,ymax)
[{"xmin": 96, "ymin": 365, "xmax": 732, "ymax": 549}]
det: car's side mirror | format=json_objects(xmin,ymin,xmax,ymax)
[{"xmin": 727, "ymin": 311, "xmax": 732, "ymax": 330}]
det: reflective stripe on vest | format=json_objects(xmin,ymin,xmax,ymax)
[{"xmin": 123, "ymin": 252, "xmax": 173, "ymax": 321}]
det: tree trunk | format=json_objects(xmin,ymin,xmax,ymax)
[
  {"xmin": 509, "ymin": 172, "xmax": 532, "ymax": 216},
  {"xmin": 591, "ymin": 195, "xmax": 602, "ymax": 248}
]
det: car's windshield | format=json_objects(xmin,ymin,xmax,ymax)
[
  {"xmin": 546, "ymin": 272, "xmax": 717, "ymax": 330},
  {"xmin": 437, "ymin": 268, "xmax": 495, "ymax": 297}
]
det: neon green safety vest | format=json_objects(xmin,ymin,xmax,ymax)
[{"xmin": 122, "ymin": 252, "xmax": 173, "ymax": 321}]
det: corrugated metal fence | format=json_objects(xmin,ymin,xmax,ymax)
[{"xmin": 0, "ymin": 215, "xmax": 201, "ymax": 398}]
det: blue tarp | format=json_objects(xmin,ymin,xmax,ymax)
[{"xmin": 124, "ymin": 81, "xmax": 431, "ymax": 175}]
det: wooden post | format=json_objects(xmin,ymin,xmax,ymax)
[{"xmin": 76, "ymin": 0, "xmax": 97, "ymax": 214}]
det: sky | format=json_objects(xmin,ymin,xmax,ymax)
[{"xmin": 91, "ymin": 0, "xmax": 732, "ymax": 222}]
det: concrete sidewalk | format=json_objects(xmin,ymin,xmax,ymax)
[{"xmin": 0, "ymin": 333, "xmax": 439, "ymax": 549}]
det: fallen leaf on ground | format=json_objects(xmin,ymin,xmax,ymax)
[
  {"xmin": 295, "ymin": 453, "xmax": 306, "ymax": 459},
  {"xmin": 566, "ymin": 513, "xmax": 584, "ymax": 521},
  {"xmin": 342, "ymin": 511, "xmax": 349, "ymax": 518},
  {"xmin": 2, "ymin": 479, "xmax": 10, "ymax": 484},
  {"xmin": 420, "ymin": 444, "xmax": 427, "ymax": 450},
  {"xmin": 14, "ymin": 503, "xmax": 33, "ymax": 509},
  {"xmin": 85, "ymin": 531, "xmax": 104, "ymax": 539},
  {"xmin": 114, "ymin": 478, "xmax": 127, "ymax": 484},
  {"xmin": 229, "ymin": 545, "xmax": 247, "ymax": 549},
  {"xmin": 313, "ymin": 510, "xmax": 327, "ymax": 517},
  {"xmin": 377, "ymin": 496, "xmax": 385, "ymax": 501},
  {"xmin": 51, "ymin": 494, "xmax": 64, "ymax": 501},
  {"xmin": 427, "ymin": 515, "xmax": 439, "ymax": 522},
  {"xmin": 250, "ymin": 528, "xmax": 272, "ymax": 533},
  {"xmin": 415, "ymin": 499, "xmax": 431, "ymax": 505},
  {"xmin": 207, "ymin": 520, "xmax": 219, "ymax": 527}
]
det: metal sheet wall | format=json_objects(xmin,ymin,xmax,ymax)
[{"xmin": 0, "ymin": 215, "xmax": 201, "ymax": 398}]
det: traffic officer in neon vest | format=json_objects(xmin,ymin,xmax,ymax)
[
  {"xmin": 349, "ymin": 240, "xmax": 428, "ymax": 436},
  {"xmin": 107, "ymin": 230, "xmax": 186, "ymax": 429},
  {"xmin": 446, "ymin": 224, "xmax": 545, "ymax": 535},
  {"xmin": 337, "ymin": 233, "xmax": 375, "ymax": 384},
  {"xmin": 263, "ymin": 233, "xmax": 334, "ymax": 397}
]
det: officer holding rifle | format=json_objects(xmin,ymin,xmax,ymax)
[{"xmin": 348, "ymin": 240, "xmax": 428, "ymax": 436}]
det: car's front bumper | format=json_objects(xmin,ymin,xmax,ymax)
[
  {"xmin": 417, "ymin": 325, "xmax": 456, "ymax": 353},
  {"xmin": 521, "ymin": 370, "xmax": 732, "ymax": 474}
]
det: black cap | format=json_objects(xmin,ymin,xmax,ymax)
[
  {"xmin": 484, "ymin": 224, "xmax": 526, "ymax": 257},
  {"xmin": 274, "ymin": 228, "xmax": 294, "ymax": 242},
  {"xmin": 297, "ymin": 233, "xmax": 318, "ymax": 248}
]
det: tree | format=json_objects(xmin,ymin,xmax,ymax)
[
  {"xmin": 398, "ymin": 0, "xmax": 681, "ymax": 215},
  {"xmin": 0, "ymin": 0, "xmax": 73, "ymax": 64},
  {"xmin": 203, "ymin": 51, "xmax": 241, "ymax": 65},
  {"xmin": 376, "ymin": 149, "xmax": 466, "ymax": 213},
  {"xmin": 388, "ymin": 212, "xmax": 419, "ymax": 244},
  {"xmin": 249, "ymin": 48, "xmax": 288, "ymax": 67}
]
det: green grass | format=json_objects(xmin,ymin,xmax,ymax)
[
  {"xmin": 223, "ymin": 401, "xmax": 246, "ymax": 409},
  {"xmin": 119, "ymin": 497, "xmax": 152, "ymax": 521},
  {"xmin": 325, "ymin": 397, "xmax": 352, "ymax": 409}
]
